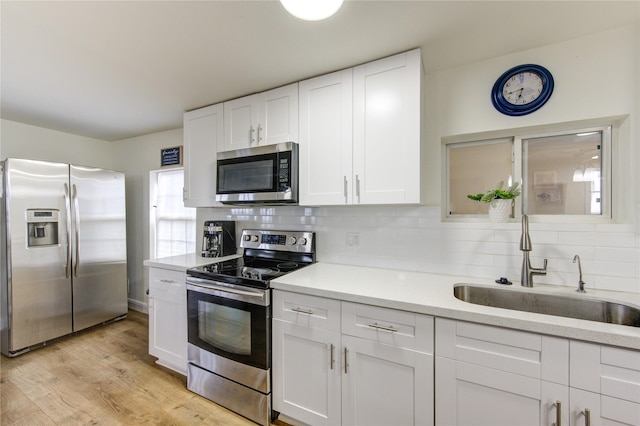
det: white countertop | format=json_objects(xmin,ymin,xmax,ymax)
[
  {"xmin": 143, "ymin": 253, "xmax": 241, "ymax": 272},
  {"xmin": 271, "ymin": 262, "xmax": 640, "ymax": 350}
]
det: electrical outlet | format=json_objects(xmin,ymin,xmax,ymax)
[{"xmin": 346, "ymin": 232, "xmax": 360, "ymax": 247}]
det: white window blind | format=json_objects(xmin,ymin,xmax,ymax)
[{"xmin": 152, "ymin": 169, "xmax": 196, "ymax": 259}]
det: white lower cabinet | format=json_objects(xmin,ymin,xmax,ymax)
[
  {"xmin": 274, "ymin": 294, "xmax": 639, "ymax": 426},
  {"xmin": 341, "ymin": 335, "xmax": 433, "ymax": 426},
  {"xmin": 435, "ymin": 318, "xmax": 569, "ymax": 426},
  {"xmin": 272, "ymin": 290, "xmax": 434, "ymax": 426},
  {"xmin": 272, "ymin": 320, "xmax": 341, "ymax": 425},
  {"xmin": 148, "ymin": 267, "xmax": 187, "ymax": 375},
  {"xmin": 569, "ymin": 341, "xmax": 640, "ymax": 425},
  {"xmin": 436, "ymin": 318, "xmax": 640, "ymax": 426}
]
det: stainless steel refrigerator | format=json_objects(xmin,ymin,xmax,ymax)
[{"xmin": 1, "ymin": 158, "xmax": 128, "ymax": 356}]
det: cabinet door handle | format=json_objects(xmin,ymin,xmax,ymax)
[
  {"xmin": 291, "ymin": 307, "xmax": 313, "ymax": 315},
  {"xmin": 344, "ymin": 347, "xmax": 349, "ymax": 374},
  {"xmin": 330, "ymin": 344, "xmax": 335, "ymax": 370},
  {"xmin": 355, "ymin": 174, "xmax": 361, "ymax": 200},
  {"xmin": 343, "ymin": 176, "xmax": 348, "ymax": 201},
  {"xmin": 553, "ymin": 401, "xmax": 561, "ymax": 426},
  {"xmin": 580, "ymin": 408, "xmax": 590, "ymax": 426},
  {"xmin": 368, "ymin": 322, "xmax": 398, "ymax": 333},
  {"xmin": 250, "ymin": 125, "xmax": 256, "ymax": 144},
  {"xmin": 258, "ymin": 124, "xmax": 263, "ymax": 143}
]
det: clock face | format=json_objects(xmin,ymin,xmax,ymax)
[
  {"xmin": 502, "ymin": 71, "xmax": 543, "ymax": 105},
  {"xmin": 491, "ymin": 64, "xmax": 554, "ymax": 116}
]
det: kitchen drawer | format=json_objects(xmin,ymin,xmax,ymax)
[
  {"xmin": 570, "ymin": 387, "xmax": 640, "ymax": 425},
  {"xmin": 272, "ymin": 290, "xmax": 340, "ymax": 332},
  {"xmin": 436, "ymin": 318, "xmax": 568, "ymax": 384},
  {"xmin": 570, "ymin": 340, "xmax": 640, "ymax": 403},
  {"xmin": 341, "ymin": 302, "xmax": 433, "ymax": 354},
  {"xmin": 149, "ymin": 268, "xmax": 186, "ymax": 302}
]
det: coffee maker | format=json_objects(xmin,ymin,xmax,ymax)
[{"xmin": 201, "ymin": 221, "xmax": 237, "ymax": 258}]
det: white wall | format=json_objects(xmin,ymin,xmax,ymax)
[
  {"xmin": 1, "ymin": 119, "xmax": 114, "ymax": 169},
  {"xmin": 428, "ymin": 24, "xmax": 639, "ymax": 221},
  {"xmin": 111, "ymin": 128, "xmax": 185, "ymax": 309}
]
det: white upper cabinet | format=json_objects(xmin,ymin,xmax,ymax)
[
  {"xmin": 183, "ymin": 103, "xmax": 224, "ymax": 207},
  {"xmin": 299, "ymin": 49, "xmax": 423, "ymax": 206},
  {"xmin": 223, "ymin": 83, "xmax": 298, "ymax": 151},
  {"xmin": 353, "ymin": 48, "xmax": 422, "ymax": 205},
  {"xmin": 299, "ymin": 69, "xmax": 354, "ymax": 205},
  {"xmin": 223, "ymin": 94, "xmax": 258, "ymax": 151}
]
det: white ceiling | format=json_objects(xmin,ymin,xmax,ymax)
[{"xmin": 1, "ymin": 1, "xmax": 638, "ymax": 142}]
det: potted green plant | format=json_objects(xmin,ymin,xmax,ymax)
[{"xmin": 467, "ymin": 181, "xmax": 520, "ymax": 222}]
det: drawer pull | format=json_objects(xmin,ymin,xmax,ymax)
[
  {"xmin": 368, "ymin": 322, "xmax": 398, "ymax": 333},
  {"xmin": 580, "ymin": 408, "xmax": 590, "ymax": 426},
  {"xmin": 160, "ymin": 279, "xmax": 176, "ymax": 283},
  {"xmin": 553, "ymin": 401, "xmax": 561, "ymax": 426},
  {"xmin": 291, "ymin": 307, "xmax": 314, "ymax": 315}
]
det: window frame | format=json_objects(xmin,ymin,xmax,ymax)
[
  {"xmin": 443, "ymin": 122, "xmax": 613, "ymax": 223},
  {"xmin": 149, "ymin": 167, "xmax": 197, "ymax": 259},
  {"xmin": 444, "ymin": 137, "xmax": 515, "ymax": 219}
]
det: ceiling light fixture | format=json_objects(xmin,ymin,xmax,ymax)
[{"xmin": 280, "ymin": 0, "xmax": 344, "ymax": 21}]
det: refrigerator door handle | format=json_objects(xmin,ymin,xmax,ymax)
[
  {"xmin": 64, "ymin": 183, "xmax": 72, "ymax": 279},
  {"xmin": 72, "ymin": 184, "xmax": 80, "ymax": 278}
]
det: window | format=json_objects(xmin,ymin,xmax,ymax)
[
  {"xmin": 444, "ymin": 124, "xmax": 611, "ymax": 220},
  {"xmin": 150, "ymin": 168, "xmax": 196, "ymax": 259},
  {"xmin": 447, "ymin": 138, "xmax": 513, "ymax": 215},
  {"xmin": 522, "ymin": 130, "xmax": 608, "ymax": 216}
]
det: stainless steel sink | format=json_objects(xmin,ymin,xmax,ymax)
[{"xmin": 453, "ymin": 284, "xmax": 640, "ymax": 327}]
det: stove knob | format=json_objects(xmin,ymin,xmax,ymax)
[
  {"xmin": 244, "ymin": 235, "xmax": 252, "ymax": 242},
  {"xmin": 288, "ymin": 237, "xmax": 297, "ymax": 245},
  {"xmin": 298, "ymin": 237, "xmax": 307, "ymax": 246},
  {"xmin": 251, "ymin": 235, "xmax": 259, "ymax": 242}
]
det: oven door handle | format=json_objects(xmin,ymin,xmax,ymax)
[{"xmin": 186, "ymin": 279, "xmax": 268, "ymax": 305}]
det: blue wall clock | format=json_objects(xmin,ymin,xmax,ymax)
[{"xmin": 491, "ymin": 64, "xmax": 554, "ymax": 116}]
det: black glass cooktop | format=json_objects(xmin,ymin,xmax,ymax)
[{"xmin": 187, "ymin": 255, "xmax": 311, "ymax": 289}]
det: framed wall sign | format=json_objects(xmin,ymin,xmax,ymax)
[{"xmin": 160, "ymin": 146, "xmax": 183, "ymax": 168}]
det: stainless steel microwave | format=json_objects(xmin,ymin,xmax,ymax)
[{"xmin": 216, "ymin": 142, "xmax": 298, "ymax": 205}]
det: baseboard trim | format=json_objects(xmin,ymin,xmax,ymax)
[{"xmin": 128, "ymin": 298, "xmax": 148, "ymax": 314}]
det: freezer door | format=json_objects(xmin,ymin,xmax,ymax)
[
  {"xmin": 70, "ymin": 165, "xmax": 127, "ymax": 331},
  {"xmin": 2, "ymin": 159, "xmax": 72, "ymax": 353}
]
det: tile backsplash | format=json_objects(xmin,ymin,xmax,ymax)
[{"xmin": 198, "ymin": 205, "xmax": 640, "ymax": 294}]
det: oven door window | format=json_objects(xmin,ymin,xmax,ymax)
[
  {"xmin": 199, "ymin": 302, "xmax": 251, "ymax": 355},
  {"xmin": 187, "ymin": 289, "xmax": 269, "ymax": 370}
]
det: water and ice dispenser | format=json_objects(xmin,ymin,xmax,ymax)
[{"xmin": 26, "ymin": 209, "xmax": 59, "ymax": 247}]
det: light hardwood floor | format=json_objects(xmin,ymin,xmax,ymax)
[{"xmin": 1, "ymin": 310, "xmax": 285, "ymax": 425}]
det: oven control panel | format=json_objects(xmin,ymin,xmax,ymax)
[{"xmin": 240, "ymin": 229, "xmax": 314, "ymax": 253}]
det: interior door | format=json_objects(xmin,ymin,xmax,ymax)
[{"xmin": 70, "ymin": 165, "xmax": 127, "ymax": 331}]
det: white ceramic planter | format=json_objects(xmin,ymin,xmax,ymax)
[{"xmin": 489, "ymin": 199, "xmax": 512, "ymax": 222}]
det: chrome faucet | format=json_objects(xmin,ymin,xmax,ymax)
[
  {"xmin": 573, "ymin": 255, "xmax": 586, "ymax": 293},
  {"xmin": 520, "ymin": 215, "xmax": 547, "ymax": 287}
]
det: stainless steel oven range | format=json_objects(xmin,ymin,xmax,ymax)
[{"xmin": 186, "ymin": 229, "xmax": 315, "ymax": 425}]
